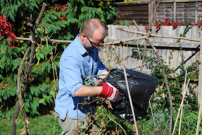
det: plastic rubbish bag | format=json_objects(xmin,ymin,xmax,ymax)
[{"xmin": 102, "ymin": 69, "xmax": 158, "ymax": 124}]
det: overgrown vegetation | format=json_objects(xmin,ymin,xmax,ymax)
[{"xmin": 129, "ymin": 23, "xmax": 200, "ymax": 134}]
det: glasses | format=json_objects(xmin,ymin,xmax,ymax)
[{"xmin": 85, "ymin": 34, "xmax": 103, "ymax": 48}]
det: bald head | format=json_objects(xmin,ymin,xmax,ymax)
[{"xmin": 81, "ymin": 18, "xmax": 106, "ymax": 38}]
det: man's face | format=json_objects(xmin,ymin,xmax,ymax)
[{"xmin": 83, "ymin": 28, "xmax": 105, "ymax": 52}]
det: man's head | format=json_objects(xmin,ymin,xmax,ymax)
[{"xmin": 79, "ymin": 18, "xmax": 106, "ymax": 52}]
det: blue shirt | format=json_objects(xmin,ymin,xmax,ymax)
[{"xmin": 55, "ymin": 35, "xmax": 107, "ymax": 120}]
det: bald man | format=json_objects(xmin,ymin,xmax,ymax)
[{"xmin": 55, "ymin": 18, "xmax": 118, "ymax": 135}]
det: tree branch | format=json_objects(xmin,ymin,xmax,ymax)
[
  {"xmin": 11, "ymin": 45, "xmax": 31, "ymax": 135},
  {"xmin": 35, "ymin": 3, "xmax": 47, "ymax": 27},
  {"xmin": 11, "ymin": 3, "xmax": 47, "ymax": 135}
]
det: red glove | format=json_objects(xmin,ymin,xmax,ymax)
[{"xmin": 98, "ymin": 82, "xmax": 119, "ymax": 101}]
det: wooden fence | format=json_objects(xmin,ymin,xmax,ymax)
[
  {"xmin": 155, "ymin": 0, "xmax": 202, "ymax": 23},
  {"xmin": 115, "ymin": 0, "xmax": 202, "ymax": 25},
  {"xmin": 99, "ymin": 25, "xmax": 201, "ymax": 101},
  {"xmin": 100, "ymin": 25, "xmax": 200, "ymax": 73}
]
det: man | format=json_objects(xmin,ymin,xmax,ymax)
[{"xmin": 55, "ymin": 18, "xmax": 118, "ymax": 135}]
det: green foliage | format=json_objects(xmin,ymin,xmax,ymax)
[
  {"xmin": 0, "ymin": 113, "xmax": 61, "ymax": 135},
  {"xmin": 112, "ymin": 20, "xmax": 133, "ymax": 25},
  {"xmin": 0, "ymin": 37, "xmax": 22, "ymax": 76},
  {"xmin": 177, "ymin": 25, "xmax": 193, "ymax": 43},
  {"xmin": 131, "ymin": 43, "xmax": 199, "ymax": 110},
  {"xmin": 0, "ymin": 0, "xmax": 119, "ymax": 119},
  {"xmin": 65, "ymin": 0, "xmax": 118, "ymax": 26},
  {"xmin": 0, "ymin": 38, "xmax": 59, "ymax": 118},
  {"xmin": 0, "ymin": 36, "xmax": 25, "ymax": 117},
  {"xmin": 35, "ymin": 0, "xmax": 118, "ymax": 40},
  {"xmin": 0, "ymin": 0, "xmax": 44, "ymax": 22},
  {"xmin": 1, "ymin": 0, "xmax": 43, "ymax": 37},
  {"xmin": 24, "ymin": 80, "xmax": 57, "ymax": 116},
  {"xmin": 138, "ymin": 106, "xmax": 200, "ymax": 134}
]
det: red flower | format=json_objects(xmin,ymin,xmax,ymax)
[
  {"xmin": 164, "ymin": 19, "xmax": 171, "ymax": 26},
  {"xmin": 172, "ymin": 22, "xmax": 178, "ymax": 29},
  {"xmin": 155, "ymin": 24, "xmax": 161, "ymax": 30}
]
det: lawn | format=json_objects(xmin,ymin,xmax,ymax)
[{"xmin": 0, "ymin": 113, "xmax": 61, "ymax": 135}]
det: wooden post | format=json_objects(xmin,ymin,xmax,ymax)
[
  {"xmin": 149, "ymin": 0, "xmax": 154, "ymax": 24},
  {"xmin": 195, "ymin": 1, "xmax": 198, "ymax": 23},
  {"xmin": 199, "ymin": 31, "xmax": 202, "ymax": 104},
  {"xmin": 174, "ymin": 1, "xmax": 176, "ymax": 22}
]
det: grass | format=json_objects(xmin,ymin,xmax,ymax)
[
  {"xmin": 0, "ymin": 113, "xmax": 61, "ymax": 135},
  {"xmin": 0, "ymin": 106, "xmax": 200, "ymax": 135}
]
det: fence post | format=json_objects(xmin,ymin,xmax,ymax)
[
  {"xmin": 199, "ymin": 32, "xmax": 202, "ymax": 104},
  {"xmin": 174, "ymin": 1, "xmax": 176, "ymax": 22},
  {"xmin": 149, "ymin": 0, "xmax": 154, "ymax": 24}
]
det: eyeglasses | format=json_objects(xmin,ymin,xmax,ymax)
[{"xmin": 85, "ymin": 34, "xmax": 103, "ymax": 48}]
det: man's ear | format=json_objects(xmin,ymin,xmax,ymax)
[
  {"xmin": 81, "ymin": 33, "xmax": 86, "ymax": 38},
  {"xmin": 80, "ymin": 33, "xmax": 86, "ymax": 41}
]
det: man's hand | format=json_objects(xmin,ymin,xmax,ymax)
[{"xmin": 98, "ymin": 82, "xmax": 119, "ymax": 101}]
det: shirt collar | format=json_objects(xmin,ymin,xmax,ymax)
[{"xmin": 75, "ymin": 34, "xmax": 89, "ymax": 56}]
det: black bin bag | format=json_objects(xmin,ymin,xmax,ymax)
[{"xmin": 102, "ymin": 69, "xmax": 158, "ymax": 124}]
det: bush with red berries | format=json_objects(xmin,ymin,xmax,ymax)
[
  {"xmin": 146, "ymin": 18, "xmax": 202, "ymax": 32},
  {"xmin": 51, "ymin": 4, "xmax": 68, "ymax": 21},
  {"xmin": 0, "ymin": 16, "xmax": 16, "ymax": 48},
  {"xmin": 154, "ymin": 19, "xmax": 183, "ymax": 31}
]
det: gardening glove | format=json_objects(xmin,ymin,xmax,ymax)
[{"xmin": 98, "ymin": 82, "xmax": 119, "ymax": 101}]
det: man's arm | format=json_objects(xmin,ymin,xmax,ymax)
[
  {"xmin": 74, "ymin": 70, "xmax": 109, "ymax": 97},
  {"xmin": 74, "ymin": 84, "xmax": 118, "ymax": 101},
  {"xmin": 74, "ymin": 85, "xmax": 102, "ymax": 97}
]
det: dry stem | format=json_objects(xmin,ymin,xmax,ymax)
[
  {"xmin": 172, "ymin": 72, "xmax": 190, "ymax": 135},
  {"xmin": 123, "ymin": 65, "xmax": 139, "ymax": 135},
  {"xmin": 179, "ymin": 73, "xmax": 189, "ymax": 135},
  {"xmin": 196, "ymin": 95, "xmax": 202, "ymax": 135}
]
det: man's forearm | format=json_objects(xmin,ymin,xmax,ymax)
[
  {"xmin": 99, "ymin": 70, "xmax": 109, "ymax": 79},
  {"xmin": 74, "ymin": 70, "xmax": 109, "ymax": 97},
  {"xmin": 74, "ymin": 85, "xmax": 102, "ymax": 97}
]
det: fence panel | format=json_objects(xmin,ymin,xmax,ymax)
[{"xmin": 100, "ymin": 25, "xmax": 200, "ymax": 75}]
